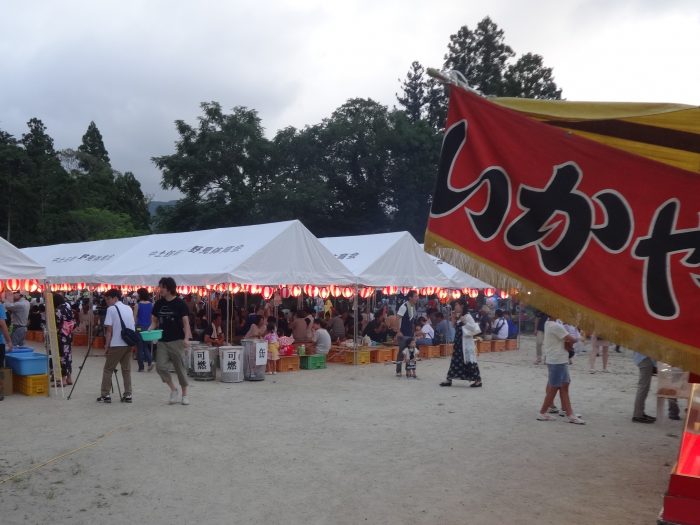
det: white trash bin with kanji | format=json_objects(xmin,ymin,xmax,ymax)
[
  {"xmin": 219, "ymin": 346, "xmax": 243, "ymax": 383},
  {"xmin": 192, "ymin": 346, "xmax": 216, "ymax": 381},
  {"xmin": 242, "ymin": 339, "xmax": 267, "ymax": 381}
]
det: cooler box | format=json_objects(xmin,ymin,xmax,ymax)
[
  {"xmin": 242, "ymin": 339, "xmax": 267, "ymax": 381},
  {"xmin": 6, "ymin": 351, "xmax": 48, "ymax": 376},
  {"xmin": 219, "ymin": 346, "xmax": 244, "ymax": 383}
]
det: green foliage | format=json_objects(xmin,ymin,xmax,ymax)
[
  {"xmin": 0, "ymin": 119, "xmax": 150, "ymax": 247},
  {"xmin": 78, "ymin": 121, "xmax": 111, "ymax": 169},
  {"xmin": 504, "ymin": 53, "xmax": 562, "ymax": 99}
]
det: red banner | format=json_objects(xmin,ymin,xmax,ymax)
[{"xmin": 425, "ymin": 87, "xmax": 700, "ymax": 372}]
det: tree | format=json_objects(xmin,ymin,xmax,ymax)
[
  {"xmin": 504, "ymin": 53, "xmax": 562, "ymax": 99},
  {"xmin": 396, "ymin": 61, "xmax": 427, "ymax": 123},
  {"xmin": 444, "ymin": 17, "xmax": 514, "ymax": 96},
  {"xmin": 153, "ymin": 102, "xmax": 270, "ymax": 229},
  {"xmin": 78, "ymin": 121, "xmax": 110, "ymax": 169},
  {"xmin": 53, "ymin": 207, "xmax": 147, "ymax": 242}
]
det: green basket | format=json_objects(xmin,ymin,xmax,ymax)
[
  {"xmin": 140, "ymin": 329, "xmax": 163, "ymax": 342},
  {"xmin": 300, "ymin": 354, "xmax": 326, "ymax": 370}
]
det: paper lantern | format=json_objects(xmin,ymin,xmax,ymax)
[
  {"xmin": 484, "ymin": 288, "xmax": 495, "ymax": 298},
  {"xmin": 291, "ymin": 285, "xmax": 302, "ymax": 298},
  {"xmin": 22, "ymin": 279, "xmax": 38, "ymax": 292},
  {"xmin": 359, "ymin": 287, "xmax": 374, "ymax": 299},
  {"xmin": 319, "ymin": 287, "xmax": 330, "ymax": 299},
  {"xmin": 451, "ymin": 289, "xmax": 461, "ymax": 300},
  {"xmin": 468, "ymin": 289, "xmax": 479, "ymax": 299},
  {"xmin": 342, "ymin": 286, "xmax": 354, "ymax": 299},
  {"xmin": 499, "ymin": 290, "xmax": 509, "ymax": 300},
  {"xmin": 6, "ymin": 279, "xmax": 21, "ymax": 291},
  {"xmin": 302, "ymin": 284, "xmax": 311, "ymax": 296},
  {"xmin": 280, "ymin": 286, "xmax": 290, "ymax": 299},
  {"xmin": 227, "ymin": 283, "xmax": 240, "ymax": 294},
  {"xmin": 0, "ymin": 280, "xmax": 4, "ymax": 293},
  {"xmin": 261, "ymin": 286, "xmax": 274, "ymax": 300},
  {"xmin": 438, "ymin": 290, "xmax": 448, "ymax": 300}
]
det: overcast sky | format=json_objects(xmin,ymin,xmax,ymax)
[{"xmin": 2, "ymin": 0, "xmax": 698, "ymax": 200}]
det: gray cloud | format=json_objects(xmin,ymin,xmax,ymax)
[{"xmin": 1, "ymin": 0, "xmax": 698, "ymax": 199}]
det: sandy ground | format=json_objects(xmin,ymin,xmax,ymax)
[{"xmin": 0, "ymin": 335, "xmax": 684, "ymax": 525}]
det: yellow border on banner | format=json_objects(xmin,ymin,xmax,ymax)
[{"xmin": 425, "ymin": 230, "xmax": 700, "ymax": 374}]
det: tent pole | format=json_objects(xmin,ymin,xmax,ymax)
[
  {"xmin": 43, "ymin": 282, "xmax": 63, "ymax": 398},
  {"xmin": 353, "ymin": 284, "xmax": 358, "ymax": 365}
]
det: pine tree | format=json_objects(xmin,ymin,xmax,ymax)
[
  {"xmin": 396, "ymin": 61, "xmax": 427, "ymax": 123},
  {"xmin": 503, "ymin": 53, "xmax": 562, "ymax": 99},
  {"xmin": 78, "ymin": 121, "xmax": 110, "ymax": 170}
]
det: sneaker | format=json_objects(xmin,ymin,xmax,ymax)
[
  {"xmin": 122, "ymin": 393, "xmax": 133, "ymax": 403},
  {"xmin": 669, "ymin": 414, "xmax": 681, "ymax": 421},
  {"xmin": 632, "ymin": 416, "xmax": 654, "ymax": 423},
  {"xmin": 548, "ymin": 406, "xmax": 559, "ymax": 414},
  {"xmin": 537, "ymin": 413, "xmax": 556, "ymax": 421},
  {"xmin": 568, "ymin": 416, "xmax": 586, "ymax": 425},
  {"xmin": 97, "ymin": 394, "xmax": 112, "ymax": 403},
  {"xmin": 137, "ymin": 369, "xmax": 144, "ymax": 373},
  {"xmin": 181, "ymin": 395, "xmax": 190, "ymax": 406},
  {"xmin": 589, "ymin": 369, "xmax": 596, "ymax": 374},
  {"xmin": 169, "ymin": 390, "xmax": 179, "ymax": 404},
  {"xmin": 147, "ymin": 363, "xmax": 155, "ymax": 372}
]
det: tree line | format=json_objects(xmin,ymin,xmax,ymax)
[{"xmin": 0, "ymin": 17, "xmax": 561, "ymax": 247}]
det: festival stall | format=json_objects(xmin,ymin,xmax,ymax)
[
  {"xmin": 424, "ymin": 69, "xmax": 700, "ymax": 525},
  {"xmin": 0, "ymin": 236, "xmax": 56, "ymax": 397}
]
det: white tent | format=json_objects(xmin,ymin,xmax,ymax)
[
  {"xmin": 22, "ymin": 221, "xmax": 356, "ymax": 287},
  {"xmin": 320, "ymin": 232, "xmax": 453, "ymax": 288},
  {"xmin": 421, "ymin": 245, "xmax": 494, "ymax": 290},
  {"xmin": 0, "ymin": 236, "xmax": 46, "ymax": 280}
]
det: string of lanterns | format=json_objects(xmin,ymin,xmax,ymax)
[{"xmin": 2, "ymin": 279, "xmax": 514, "ymax": 302}]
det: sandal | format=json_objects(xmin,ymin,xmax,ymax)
[
  {"xmin": 439, "ymin": 380, "xmax": 452, "ymax": 387},
  {"xmin": 470, "ymin": 381, "xmax": 483, "ymax": 388}
]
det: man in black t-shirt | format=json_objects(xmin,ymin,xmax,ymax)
[{"xmin": 150, "ymin": 277, "xmax": 193, "ymax": 405}]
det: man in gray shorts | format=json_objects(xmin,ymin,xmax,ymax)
[
  {"xmin": 6, "ymin": 290, "xmax": 30, "ymax": 347},
  {"xmin": 149, "ymin": 277, "xmax": 193, "ymax": 405}
]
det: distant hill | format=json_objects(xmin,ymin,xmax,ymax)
[{"xmin": 148, "ymin": 200, "xmax": 177, "ymax": 216}]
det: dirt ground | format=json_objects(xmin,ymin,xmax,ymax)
[{"xmin": 0, "ymin": 335, "xmax": 683, "ymax": 525}]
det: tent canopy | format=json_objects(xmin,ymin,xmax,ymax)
[
  {"xmin": 0, "ymin": 236, "xmax": 46, "ymax": 280},
  {"xmin": 320, "ymin": 232, "xmax": 453, "ymax": 288},
  {"xmin": 22, "ymin": 220, "xmax": 356, "ymax": 286},
  {"xmin": 420, "ymin": 245, "xmax": 493, "ymax": 289}
]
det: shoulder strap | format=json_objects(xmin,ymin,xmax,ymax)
[{"xmin": 113, "ymin": 304, "xmax": 127, "ymax": 331}]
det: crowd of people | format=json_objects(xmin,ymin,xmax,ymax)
[{"xmin": 0, "ymin": 279, "xmax": 687, "ymax": 426}]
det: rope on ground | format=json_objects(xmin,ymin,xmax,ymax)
[{"xmin": 0, "ymin": 419, "xmax": 136, "ymax": 485}]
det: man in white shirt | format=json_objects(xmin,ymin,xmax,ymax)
[
  {"xmin": 6, "ymin": 290, "xmax": 30, "ymax": 346},
  {"xmin": 536, "ymin": 317, "xmax": 585, "ymax": 424},
  {"xmin": 311, "ymin": 319, "xmax": 332, "ymax": 355},
  {"xmin": 98, "ymin": 289, "xmax": 136, "ymax": 403},
  {"xmin": 491, "ymin": 309, "xmax": 509, "ymax": 340}
]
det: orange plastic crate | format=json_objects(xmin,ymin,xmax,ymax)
[
  {"xmin": 327, "ymin": 347, "xmax": 347, "ymax": 363},
  {"xmin": 440, "ymin": 344, "xmax": 453, "ymax": 357},
  {"xmin": 505, "ymin": 339, "xmax": 518, "ymax": 351},
  {"xmin": 421, "ymin": 345, "xmax": 441, "ymax": 358},
  {"xmin": 92, "ymin": 336, "xmax": 105, "ymax": 349},
  {"xmin": 13, "ymin": 374, "xmax": 49, "ymax": 396},
  {"xmin": 476, "ymin": 340, "xmax": 491, "ymax": 354},
  {"xmin": 370, "ymin": 348, "xmax": 394, "ymax": 363},
  {"xmin": 73, "ymin": 333, "xmax": 88, "ymax": 347},
  {"xmin": 276, "ymin": 355, "xmax": 300, "ymax": 372},
  {"xmin": 28, "ymin": 330, "xmax": 44, "ymax": 342},
  {"xmin": 491, "ymin": 340, "xmax": 506, "ymax": 352}
]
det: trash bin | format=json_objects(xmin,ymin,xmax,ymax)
[
  {"xmin": 242, "ymin": 339, "xmax": 267, "ymax": 381},
  {"xmin": 219, "ymin": 346, "xmax": 244, "ymax": 383},
  {"xmin": 192, "ymin": 345, "xmax": 216, "ymax": 381}
]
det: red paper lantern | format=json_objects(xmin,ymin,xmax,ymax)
[
  {"xmin": 330, "ymin": 285, "xmax": 342, "ymax": 297},
  {"xmin": 359, "ymin": 287, "xmax": 374, "ymax": 299},
  {"xmin": 319, "ymin": 287, "xmax": 330, "ymax": 299},
  {"xmin": 0, "ymin": 280, "xmax": 4, "ymax": 293},
  {"xmin": 302, "ymin": 284, "xmax": 311, "ymax": 296},
  {"xmin": 438, "ymin": 290, "xmax": 448, "ymax": 300},
  {"xmin": 280, "ymin": 286, "xmax": 290, "ymax": 299},
  {"xmin": 484, "ymin": 288, "xmax": 495, "ymax": 298},
  {"xmin": 499, "ymin": 290, "xmax": 509, "ymax": 299},
  {"xmin": 6, "ymin": 279, "xmax": 21, "ymax": 291},
  {"xmin": 261, "ymin": 286, "xmax": 274, "ymax": 300},
  {"xmin": 291, "ymin": 285, "xmax": 302, "ymax": 298},
  {"xmin": 451, "ymin": 289, "xmax": 461, "ymax": 300},
  {"xmin": 468, "ymin": 288, "xmax": 479, "ymax": 299},
  {"xmin": 342, "ymin": 286, "xmax": 354, "ymax": 299}
]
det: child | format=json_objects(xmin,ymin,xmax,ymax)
[
  {"xmin": 402, "ymin": 338, "xmax": 420, "ymax": 379},
  {"xmin": 264, "ymin": 321, "xmax": 280, "ymax": 375}
]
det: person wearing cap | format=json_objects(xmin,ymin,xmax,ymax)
[{"xmin": 6, "ymin": 290, "xmax": 30, "ymax": 347}]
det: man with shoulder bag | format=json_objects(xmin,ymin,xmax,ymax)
[{"xmin": 98, "ymin": 289, "xmax": 138, "ymax": 404}]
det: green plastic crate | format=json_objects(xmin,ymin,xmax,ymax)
[{"xmin": 300, "ymin": 354, "xmax": 326, "ymax": 370}]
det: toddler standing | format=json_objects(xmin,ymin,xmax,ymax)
[
  {"xmin": 402, "ymin": 338, "xmax": 420, "ymax": 378},
  {"xmin": 264, "ymin": 322, "xmax": 280, "ymax": 375}
]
